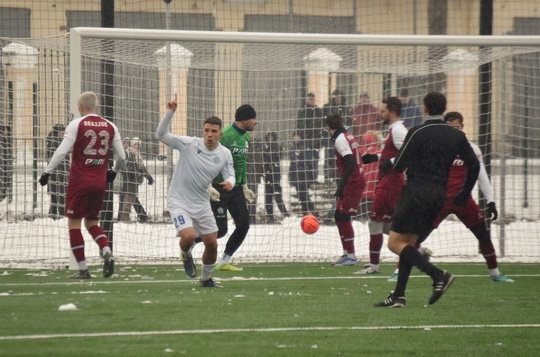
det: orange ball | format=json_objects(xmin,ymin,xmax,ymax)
[{"xmin": 300, "ymin": 214, "xmax": 319, "ymax": 235}]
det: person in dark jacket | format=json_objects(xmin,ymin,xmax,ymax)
[
  {"xmin": 288, "ymin": 132, "xmax": 316, "ymax": 217},
  {"xmin": 399, "ymin": 88, "xmax": 423, "ymax": 128},
  {"xmin": 263, "ymin": 132, "xmax": 289, "ymax": 223},
  {"xmin": 46, "ymin": 124, "xmax": 69, "ymax": 219},
  {"xmin": 374, "ymin": 91, "xmax": 480, "ymax": 308},
  {"xmin": 297, "ymin": 92, "xmax": 324, "ymax": 182},
  {"xmin": 118, "ymin": 137, "xmax": 153, "ymax": 223}
]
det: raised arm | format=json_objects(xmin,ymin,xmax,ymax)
[{"xmin": 156, "ymin": 97, "xmax": 178, "ymax": 147}]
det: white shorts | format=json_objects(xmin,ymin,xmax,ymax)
[{"xmin": 168, "ymin": 206, "xmax": 218, "ymax": 236}]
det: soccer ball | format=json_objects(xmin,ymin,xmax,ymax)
[{"xmin": 300, "ymin": 214, "xmax": 319, "ymax": 235}]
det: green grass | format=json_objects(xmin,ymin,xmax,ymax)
[{"xmin": 0, "ymin": 263, "xmax": 538, "ymax": 356}]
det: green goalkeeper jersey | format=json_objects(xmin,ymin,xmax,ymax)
[{"xmin": 213, "ymin": 123, "xmax": 250, "ymax": 187}]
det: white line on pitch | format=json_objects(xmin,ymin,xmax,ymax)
[
  {"xmin": 1, "ymin": 324, "xmax": 539, "ymax": 341},
  {"xmin": 1, "ymin": 274, "xmax": 539, "ymax": 287}
]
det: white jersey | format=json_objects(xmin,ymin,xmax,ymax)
[{"xmin": 156, "ymin": 111, "xmax": 235, "ymax": 212}]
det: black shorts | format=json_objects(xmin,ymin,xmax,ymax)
[{"xmin": 390, "ymin": 177, "xmax": 446, "ymax": 242}]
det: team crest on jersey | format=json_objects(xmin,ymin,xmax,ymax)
[{"xmin": 213, "ymin": 156, "xmax": 220, "ymax": 163}]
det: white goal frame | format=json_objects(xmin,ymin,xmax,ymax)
[{"xmin": 69, "ymin": 27, "xmax": 540, "ymax": 117}]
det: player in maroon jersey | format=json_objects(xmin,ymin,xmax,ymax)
[
  {"xmin": 355, "ymin": 97, "xmax": 409, "ymax": 274},
  {"xmin": 326, "ymin": 113, "xmax": 366, "ymax": 266},
  {"xmin": 437, "ymin": 112, "xmax": 511, "ymax": 282},
  {"xmin": 39, "ymin": 92, "xmax": 126, "ymax": 279},
  {"xmin": 385, "ymin": 111, "xmax": 512, "ymax": 283}
]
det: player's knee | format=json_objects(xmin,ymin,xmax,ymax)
[
  {"xmin": 334, "ymin": 211, "xmax": 351, "ymax": 222},
  {"xmin": 204, "ymin": 238, "xmax": 218, "ymax": 252}
]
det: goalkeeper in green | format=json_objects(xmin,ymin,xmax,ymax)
[{"xmin": 198, "ymin": 104, "xmax": 258, "ymax": 271}]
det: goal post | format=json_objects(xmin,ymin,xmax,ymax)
[{"xmin": 1, "ymin": 28, "xmax": 540, "ymax": 266}]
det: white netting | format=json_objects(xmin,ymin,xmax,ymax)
[{"xmin": 1, "ymin": 30, "xmax": 539, "ymax": 266}]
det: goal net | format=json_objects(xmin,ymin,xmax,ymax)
[{"xmin": 1, "ymin": 28, "xmax": 539, "ymax": 267}]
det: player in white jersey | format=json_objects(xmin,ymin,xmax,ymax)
[{"xmin": 156, "ymin": 96, "xmax": 235, "ymax": 288}]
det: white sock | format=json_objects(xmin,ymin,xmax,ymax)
[
  {"xmin": 347, "ymin": 253, "xmax": 356, "ymax": 259},
  {"xmin": 393, "ymin": 268, "xmax": 399, "ymax": 274},
  {"xmin": 489, "ymin": 268, "xmax": 500, "ymax": 277},
  {"xmin": 101, "ymin": 246, "xmax": 111, "ymax": 258},
  {"xmin": 201, "ymin": 263, "xmax": 216, "ymax": 281},
  {"xmin": 77, "ymin": 261, "xmax": 88, "ymax": 270},
  {"xmin": 371, "ymin": 264, "xmax": 380, "ymax": 270},
  {"xmin": 218, "ymin": 254, "xmax": 231, "ymax": 265}
]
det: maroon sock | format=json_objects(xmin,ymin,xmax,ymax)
[
  {"xmin": 69, "ymin": 229, "xmax": 86, "ymax": 262},
  {"xmin": 369, "ymin": 234, "xmax": 383, "ymax": 264},
  {"xmin": 87, "ymin": 225, "xmax": 109, "ymax": 251},
  {"xmin": 336, "ymin": 220, "xmax": 355, "ymax": 254},
  {"xmin": 479, "ymin": 241, "xmax": 498, "ymax": 269}
]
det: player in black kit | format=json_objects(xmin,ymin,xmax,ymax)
[{"xmin": 374, "ymin": 92, "xmax": 480, "ymax": 308}]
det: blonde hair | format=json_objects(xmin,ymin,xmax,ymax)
[{"xmin": 77, "ymin": 92, "xmax": 98, "ymax": 111}]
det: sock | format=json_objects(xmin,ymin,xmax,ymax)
[
  {"xmin": 393, "ymin": 247, "xmax": 415, "ymax": 297},
  {"xmin": 87, "ymin": 225, "xmax": 109, "ymax": 251},
  {"xmin": 201, "ymin": 263, "xmax": 216, "ymax": 281},
  {"xmin": 69, "ymin": 229, "xmax": 86, "ymax": 264},
  {"xmin": 218, "ymin": 253, "xmax": 231, "ymax": 265},
  {"xmin": 471, "ymin": 224, "xmax": 499, "ymax": 270},
  {"xmin": 77, "ymin": 260, "xmax": 88, "ymax": 270},
  {"xmin": 101, "ymin": 246, "xmax": 111, "ymax": 258},
  {"xmin": 369, "ymin": 233, "xmax": 383, "ymax": 264},
  {"xmin": 336, "ymin": 220, "xmax": 355, "ymax": 255},
  {"xmin": 406, "ymin": 245, "xmax": 443, "ymax": 279}
]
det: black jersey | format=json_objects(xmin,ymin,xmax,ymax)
[{"xmin": 393, "ymin": 116, "xmax": 480, "ymax": 196}]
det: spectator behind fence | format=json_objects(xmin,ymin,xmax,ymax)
[
  {"xmin": 357, "ymin": 130, "xmax": 382, "ymax": 221},
  {"xmin": 247, "ymin": 133, "xmax": 264, "ymax": 224},
  {"xmin": 45, "ymin": 123, "xmax": 69, "ymax": 220},
  {"xmin": 297, "ymin": 92, "xmax": 324, "ymax": 182},
  {"xmin": 289, "ymin": 131, "xmax": 317, "ymax": 217},
  {"xmin": 399, "ymin": 88, "xmax": 423, "ymax": 128},
  {"xmin": 263, "ymin": 132, "xmax": 289, "ymax": 223},
  {"xmin": 0, "ymin": 125, "xmax": 13, "ymax": 203},
  {"xmin": 351, "ymin": 92, "xmax": 380, "ymax": 145},
  {"xmin": 118, "ymin": 136, "xmax": 154, "ymax": 223}
]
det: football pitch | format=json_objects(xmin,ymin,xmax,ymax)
[{"xmin": 0, "ymin": 263, "xmax": 539, "ymax": 356}]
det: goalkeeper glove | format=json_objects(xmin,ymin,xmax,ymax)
[
  {"xmin": 243, "ymin": 185, "xmax": 256, "ymax": 204},
  {"xmin": 145, "ymin": 174, "xmax": 154, "ymax": 185},
  {"xmin": 39, "ymin": 173, "xmax": 50, "ymax": 186},
  {"xmin": 208, "ymin": 185, "xmax": 220, "ymax": 202},
  {"xmin": 487, "ymin": 202, "xmax": 498, "ymax": 221},
  {"xmin": 106, "ymin": 170, "xmax": 117, "ymax": 182},
  {"xmin": 361, "ymin": 154, "xmax": 379, "ymax": 165}
]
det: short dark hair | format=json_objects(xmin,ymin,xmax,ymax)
[
  {"xmin": 443, "ymin": 111, "xmax": 464, "ymax": 125},
  {"xmin": 326, "ymin": 113, "xmax": 344, "ymax": 131},
  {"xmin": 204, "ymin": 116, "xmax": 222, "ymax": 128},
  {"xmin": 307, "ymin": 92, "xmax": 315, "ymax": 98},
  {"xmin": 383, "ymin": 96, "xmax": 402, "ymax": 116},
  {"xmin": 399, "ymin": 88, "xmax": 409, "ymax": 97},
  {"xmin": 423, "ymin": 92, "xmax": 447, "ymax": 116}
]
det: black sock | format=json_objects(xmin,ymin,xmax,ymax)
[
  {"xmin": 394, "ymin": 252, "xmax": 414, "ymax": 297},
  {"xmin": 402, "ymin": 244, "xmax": 443, "ymax": 279}
]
